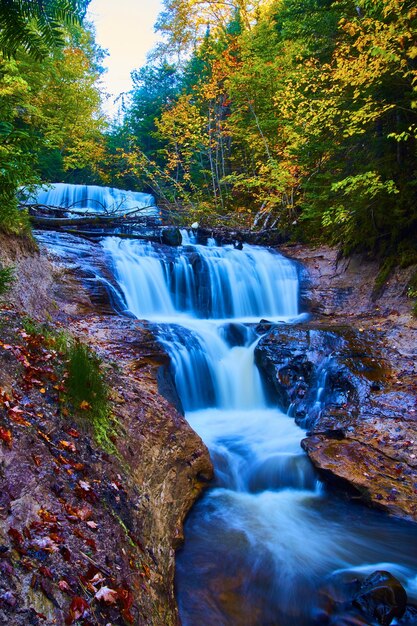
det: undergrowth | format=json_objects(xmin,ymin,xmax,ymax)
[
  {"xmin": 65, "ymin": 340, "xmax": 115, "ymax": 453},
  {"xmin": 22, "ymin": 318, "xmax": 116, "ymax": 452},
  {"xmin": 0, "ymin": 266, "xmax": 15, "ymax": 297}
]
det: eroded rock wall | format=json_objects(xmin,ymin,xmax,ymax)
[
  {"xmin": 0, "ymin": 234, "xmax": 212, "ymax": 625},
  {"xmin": 255, "ymin": 244, "xmax": 417, "ymax": 521}
]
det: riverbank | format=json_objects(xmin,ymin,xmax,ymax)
[
  {"xmin": 276, "ymin": 244, "xmax": 417, "ymax": 520},
  {"xmin": 1, "ymin": 231, "xmax": 416, "ymax": 624},
  {"xmin": 0, "ymin": 233, "xmax": 212, "ymax": 625}
]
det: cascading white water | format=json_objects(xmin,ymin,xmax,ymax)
[
  {"xmin": 103, "ymin": 236, "xmax": 299, "ymax": 321},
  {"xmin": 22, "ymin": 182, "xmax": 157, "ymax": 216},
  {"xmin": 101, "ymin": 233, "xmax": 417, "ymax": 626}
]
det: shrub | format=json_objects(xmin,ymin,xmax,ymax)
[{"xmin": 0, "ymin": 265, "xmax": 15, "ymax": 297}]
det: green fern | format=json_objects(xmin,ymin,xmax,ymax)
[{"xmin": 0, "ymin": 0, "xmax": 89, "ymax": 60}]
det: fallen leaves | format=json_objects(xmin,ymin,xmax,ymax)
[
  {"xmin": 58, "ymin": 579, "xmax": 73, "ymax": 594},
  {"xmin": 66, "ymin": 427, "xmax": 79, "ymax": 438},
  {"xmin": 94, "ymin": 585, "xmax": 118, "ymax": 604},
  {"xmin": 60, "ymin": 440, "xmax": 77, "ymax": 453},
  {"xmin": 0, "ymin": 317, "xmax": 142, "ymax": 626},
  {"xmin": 65, "ymin": 596, "xmax": 89, "ymax": 625},
  {"xmin": 0, "ymin": 426, "xmax": 12, "ymax": 448}
]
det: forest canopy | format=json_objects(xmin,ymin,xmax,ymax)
[{"xmin": 1, "ymin": 0, "xmax": 416, "ymax": 257}]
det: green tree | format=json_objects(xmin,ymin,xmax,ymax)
[{"xmin": 0, "ymin": 0, "xmax": 90, "ymax": 60}]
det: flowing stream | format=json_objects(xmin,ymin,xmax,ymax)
[
  {"xmin": 22, "ymin": 182, "xmax": 157, "ymax": 216},
  {"xmin": 100, "ymin": 234, "xmax": 417, "ymax": 625}
]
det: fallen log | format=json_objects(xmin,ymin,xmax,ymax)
[{"xmin": 29, "ymin": 210, "xmax": 159, "ymax": 228}]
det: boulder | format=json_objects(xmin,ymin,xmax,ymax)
[
  {"xmin": 353, "ymin": 571, "xmax": 407, "ymax": 626},
  {"xmin": 162, "ymin": 227, "xmax": 182, "ymax": 246}
]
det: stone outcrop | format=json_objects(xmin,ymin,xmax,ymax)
[
  {"xmin": 255, "ymin": 244, "xmax": 417, "ymax": 521},
  {"xmin": 316, "ymin": 570, "xmax": 409, "ymax": 625},
  {"xmin": 0, "ymin": 233, "xmax": 212, "ymax": 625}
]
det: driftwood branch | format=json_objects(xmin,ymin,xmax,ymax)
[{"xmin": 26, "ymin": 205, "xmax": 159, "ymax": 229}]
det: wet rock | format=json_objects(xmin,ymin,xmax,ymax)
[
  {"xmin": 352, "ymin": 571, "xmax": 407, "ymax": 625},
  {"xmin": 280, "ymin": 243, "xmax": 417, "ymax": 319},
  {"xmin": 255, "ymin": 322, "xmax": 417, "ymax": 520},
  {"xmin": 398, "ymin": 604, "xmax": 417, "ymax": 624},
  {"xmin": 255, "ymin": 325, "xmax": 361, "ymax": 426},
  {"xmin": 162, "ymin": 227, "xmax": 182, "ymax": 246},
  {"xmin": 316, "ymin": 570, "xmax": 408, "ymax": 626},
  {"xmin": 157, "ymin": 362, "xmax": 184, "ymax": 415}
]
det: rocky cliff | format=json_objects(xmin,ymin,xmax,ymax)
[
  {"xmin": 0, "ymin": 233, "xmax": 212, "ymax": 625},
  {"xmin": 255, "ymin": 244, "xmax": 417, "ymax": 521}
]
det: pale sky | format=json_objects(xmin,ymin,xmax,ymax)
[{"xmin": 87, "ymin": 0, "xmax": 163, "ymax": 116}]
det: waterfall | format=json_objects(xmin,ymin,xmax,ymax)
[
  {"xmin": 22, "ymin": 182, "xmax": 157, "ymax": 216},
  {"xmin": 101, "ymin": 234, "xmax": 417, "ymax": 626},
  {"xmin": 102, "ymin": 236, "xmax": 299, "ymax": 321}
]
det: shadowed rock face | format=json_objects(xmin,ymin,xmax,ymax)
[
  {"xmin": 315, "ymin": 570, "xmax": 408, "ymax": 626},
  {"xmin": 255, "ymin": 323, "xmax": 417, "ymax": 521}
]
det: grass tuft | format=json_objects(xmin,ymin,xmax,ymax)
[
  {"xmin": 65, "ymin": 340, "xmax": 115, "ymax": 451},
  {"xmin": 0, "ymin": 265, "xmax": 15, "ymax": 297},
  {"xmin": 21, "ymin": 317, "xmax": 115, "ymax": 452}
]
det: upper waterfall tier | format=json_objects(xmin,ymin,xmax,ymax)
[
  {"xmin": 23, "ymin": 183, "xmax": 157, "ymax": 216},
  {"xmin": 102, "ymin": 237, "xmax": 300, "ymax": 322}
]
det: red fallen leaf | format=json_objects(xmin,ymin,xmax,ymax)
[
  {"xmin": 65, "ymin": 504, "xmax": 92, "ymax": 521},
  {"xmin": 60, "ymin": 546, "xmax": 71, "ymax": 562},
  {"xmin": 59, "ymin": 440, "xmax": 76, "ymax": 453},
  {"xmin": 117, "ymin": 587, "xmax": 134, "ymax": 611},
  {"xmin": 0, "ymin": 426, "xmax": 12, "ymax": 448},
  {"xmin": 65, "ymin": 596, "xmax": 89, "ymax": 625},
  {"xmin": 23, "ymin": 527, "xmax": 31, "ymax": 540},
  {"xmin": 77, "ymin": 506, "xmax": 93, "ymax": 521},
  {"xmin": 39, "ymin": 566, "xmax": 53, "ymax": 579},
  {"xmin": 38, "ymin": 509, "xmax": 57, "ymax": 523},
  {"xmin": 85, "ymin": 537, "xmax": 96, "ymax": 551},
  {"xmin": 76, "ymin": 480, "xmax": 98, "ymax": 503},
  {"xmin": 58, "ymin": 580, "xmax": 73, "ymax": 594},
  {"xmin": 33, "ymin": 454, "xmax": 42, "ymax": 467},
  {"xmin": 8, "ymin": 527, "xmax": 23, "ymax": 547},
  {"xmin": 117, "ymin": 588, "xmax": 135, "ymax": 624},
  {"xmin": 121, "ymin": 608, "xmax": 135, "ymax": 624},
  {"xmin": 94, "ymin": 586, "xmax": 118, "ymax": 604},
  {"xmin": 66, "ymin": 428, "xmax": 79, "ymax": 438},
  {"xmin": 79, "ymin": 400, "xmax": 91, "ymax": 411},
  {"xmin": 31, "ymin": 573, "xmax": 39, "ymax": 589},
  {"xmin": 35, "ymin": 612, "xmax": 47, "ymax": 620},
  {"xmin": 67, "ymin": 459, "xmax": 85, "ymax": 471},
  {"xmin": 8, "ymin": 411, "xmax": 31, "ymax": 426},
  {"xmin": 73, "ymin": 528, "xmax": 86, "ymax": 540}
]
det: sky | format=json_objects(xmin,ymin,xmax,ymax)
[{"xmin": 87, "ymin": 0, "xmax": 163, "ymax": 116}]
